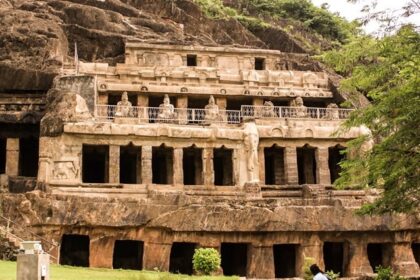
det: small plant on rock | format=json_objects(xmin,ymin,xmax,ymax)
[
  {"xmin": 374, "ymin": 266, "xmax": 406, "ymax": 280},
  {"xmin": 192, "ymin": 248, "xmax": 221, "ymax": 275}
]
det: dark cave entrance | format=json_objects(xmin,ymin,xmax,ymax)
[
  {"xmin": 214, "ymin": 147, "xmax": 234, "ymax": 186},
  {"xmin": 367, "ymin": 243, "xmax": 391, "ymax": 272},
  {"xmin": 112, "ymin": 240, "xmax": 143, "ymax": 270},
  {"xmin": 323, "ymin": 242, "xmax": 345, "ymax": 276},
  {"xmin": 82, "ymin": 145, "xmax": 109, "ymax": 183},
  {"xmin": 169, "ymin": 242, "xmax": 196, "ymax": 275},
  {"xmin": 0, "ymin": 138, "xmax": 5, "ymax": 174},
  {"xmin": 297, "ymin": 145, "xmax": 317, "ymax": 184},
  {"xmin": 328, "ymin": 145, "xmax": 345, "ymax": 183},
  {"xmin": 273, "ymin": 244, "xmax": 298, "ymax": 278},
  {"xmin": 152, "ymin": 145, "xmax": 173, "ymax": 184},
  {"xmin": 18, "ymin": 137, "xmax": 39, "ymax": 177},
  {"xmin": 412, "ymin": 243, "xmax": 420, "ymax": 265},
  {"xmin": 221, "ymin": 243, "xmax": 248, "ymax": 276},
  {"xmin": 120, "ymin": 145, "xmax": 141, "ymax": 184},
  {"xmin": 60, "ymin": 234, "xmax": 90, "ymax": 267},
  {"xmin": 183, "ymin": 147, "xmax": 203, "ymax": 185},
  {"xmin": 264, "ymin": 146, "xmax": 285, "ymax": 185}
]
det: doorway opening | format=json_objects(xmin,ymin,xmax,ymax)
[
  {"xmin": 214, "ymin": 147, "xmax": 234, "ymax": 186},
  {"xmin": 264, "ymin": 146, "xmax": 285, "ymax": 185},
  {"xmin": 152, "ymin": 145, "xmax": 173, "ymax": 184},
  {"xmin": 273, "ymin": 244, "xmax": 298, "ymax": 278},
  {"xmin": 328, "ymin": 145, "xmax": 345, "ymax": 183},
  {"xmin": 297, "ymin": 145, "xmax": 317, "ymax": 184},
  {"xmin": 60, "ymin": 234, "xmax": 90, "ymax": 267},
  {"xmin": 169, "ymin": 242, "xmax": 196, "ymax": 275},
  {"xmin": 82, "ymin": 145, "xmax": 109, "ymax": 183},
  {"xmin": 120, "ymin": 145, "xmax": 141, "ymax": 184},
  {"xmin": 19, "ymin": 137, "xmax": 39, "ymax": 177},
  {"xmin": 221, "ymin": 243, "xmax": 248, "ymax": 276},
  {"xmin": 183, "ymin": 146, "xmax": 203, "ymax": 185},
  {"xmin": 323, "ymin": 242, "xmax": 345, "ymax": 275},
  {"xmin": 113, "ymin": 240, "xmax": 143, "ymax": 270},
  {"xmin": 0, "ymin": 138, "xmax": 6, "ymax": 174}
]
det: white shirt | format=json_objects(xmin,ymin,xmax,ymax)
[{"xmin": 314, "ymin": 272, "xmax": 328, "ymax": 280}]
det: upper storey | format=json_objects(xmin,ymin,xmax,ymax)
[{"xmin": 75, "ymin": 43, "xmax": 333, "ymax": 100}]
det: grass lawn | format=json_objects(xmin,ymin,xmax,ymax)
[{"xmin": 0, "ymin": 260, "xmax": 238, "ymax": 280}]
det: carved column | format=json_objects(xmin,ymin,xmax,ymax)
[
  {"xmin": 284, "ymin": 146, "xmax": 298, "ymax": 185},
  {"xmin": 141, "ymin": 146, "xmax": 152, "ymax": 184},
  {"xmin": 143, "ymin": 242, "xmax": 171, "ymax": 271},
  {"xmin": 233, "ymin": 148, "xmax": 239, "ymax": 186},
  {"xmin": 216, "ymin": 97, "xmax": 227, "ymax": 122},
  {"xmin": 347, "ymin": 240, "xmax": 373, "ymax": 276},
  {"xmin": 297, "ymin": 235, "xmax": 324, "ymax": 276},
  {"xmin": 137, "ymin": 94, "xmax": 149, "ymax": 122},
  {"xmin": 316, "ymin": 147, "xmax": 331, "ymax": 185},
  {"xmin": 5, "ymin": 138, "xmax": 19, "ymax": 176},
  {"xmin": 258, "ymin": 147, "xmax": 265, "ymax": 184},
  {"xmin": 109, "ymin": 145, "xmax": 120, "ymax": 184},
  {"xmin": 391, "ymin": 232, "xmax": 420, "ymax": 276},
  {"xmin": 203, "ymin": 148, "xmax": 214, "ymax": 186},
  {"xmin": 173, "ymin": 148, "xmax": 183, "ymax": 186},
  {"xmin": 90, "ymin": 236, "xmax": 115, "ymax": 268},
  {"xmin": 37, "ymin": 137, "xmax": 51, "ymax": 182},
  {"xmin": 176, "ymin": 96, "xmax": 188, "ymax": 124},
  {"xmin": 247, "ymin": 245, "xmax": 275, "ymax": 279}
]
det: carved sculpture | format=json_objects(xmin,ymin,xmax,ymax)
[
  {"xmin": 302, "ymin": 72, "xmax": 319, "ymax": 88},
  {"xmin": 204, "ymin": 95, "xmax": 222, "ymax": 124},
  {"xmin": 115, "ymin": 92, "xmax": 133, "ymax": 117},
  {"xmin": 243, "ymin": 121, "xmax": 260, "ymax": 182},
  {"xmin": 290, "ymin": 96, "xmax": 307, "ymax": 118},
  {"xmin": 325, "ymin": 103, "xmax": 339, "ymax": 119},
  {"xmin": 261, "ymin": 101, "xmax": 276, "ymax": 118},
  {"xmin": 53, "ymin": 161, "xmax": 79, "ymax": 180},
  {"xmin": 158, "ymin": 94, "xmax": 176, "ymax": 121}
]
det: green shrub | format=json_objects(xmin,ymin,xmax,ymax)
[
  {"xmin": 325, "ymin": 270, "xmax": 340, "ymax": 280},
  {"xmin": 303, "ymin": 257, "xmax": 316, "ymax": 280},
  {"xmin": 192, "ymin": 248, "xmax": 221, "ymax": 275},
  {"xmin": 374, "ymin": 266, "xmax": 407, "ymax": 280}
]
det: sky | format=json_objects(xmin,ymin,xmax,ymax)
[{"xmin": 310, "ymin": 0, "xmax": 420, "ymax": 34}]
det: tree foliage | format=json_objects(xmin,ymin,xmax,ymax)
[{"xmin": 321, "ymin": 26, "xmax": 420, "ymax": 214}]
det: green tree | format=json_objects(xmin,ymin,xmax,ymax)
[{"xmin": 321, "ymin": 25, "xmax": 420, "ymax": 214}]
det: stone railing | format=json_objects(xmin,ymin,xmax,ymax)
[
  {"xmin": 95, "ymin": 105, "xmax": 354, "ymax": 125},
  {"xmin": 241, "ymin": 105, "xmax": 353, "ymax": 120},
  {"xmin": 96, "ymin": 105, "xmax": 242, "ymax": 124}
]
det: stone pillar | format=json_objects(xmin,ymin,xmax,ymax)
[
  {"xmin": 258, "ymin": 147, "xmax": 265, "ymax": 184},
  {"xmin": 203, "ymin": 148, "xmax": 214, "ymax": 186},
  {"xmin": 37, "ymin": 137, "xmax": 50, "ymax": 183},
  {"xmin": 176, "ymin": 96, "xmax": 188, "ymax": 124},
  {"xmin": 233, "ymin": 148, "xmax": 239, "ymax": 186},
  {"xmin": 137, "ymin": 149, "xmax": 142, "ymax": 184},
  {"xmin": 108, "ymin": 145, "xmax": 120, "ymax": 184},
  {"xmin": 173, "ymin": 148, "xmax": 183, "ymax": 186},
  {"xmin": 247, "ymin": 245, "xmax": 275, "ymax": 279},
  {"xmin": 97, "ymin": 93, "xmax": 108, "ymax": 105},
  {"xmin": 391, "ymin": 241, "xmax": 420, "ymax": 276},
  {"xmin": 297, "ymin": 235, "xmax": 324, "ymax": 276},
  {"xmin": 137, "ymin": 94, "xmax": 149, "ymax": 122},
  {"xmin": 143, "ymin": 242, "xmax": 171, "ymax": 271},
  {"xmin": 347, "ymin": 241, "xmax": 373, "ymax": 276},
  {"xmin": 316, "ymin": 147, "xmax": 331, "ymax": 185},
  {"xmin": 141, "ymin": 146, "xmax": 152, "ymax": 184},
  {"xmin": 90, "ymin": 236, "xmax": 115, "ymax": 268},
  {"xmin": 6, "ymin": 138, "xmax": 19, "ymax": 176},
  {"xmin": 284, "ymin": 146, "xmax": 298, "ymax": 185}
]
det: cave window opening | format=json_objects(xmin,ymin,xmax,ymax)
[
  {"xmin": 264, "ymin": 146, "xmax": 285, "ymax": 185},
  {"xmin": 183, "ymin": 147, "xmax": 203, "ymax": 185},
  {"xmin": 19, "ymin": 137, "xmax": 39, "ymax": 177},
  {"xmin": 0, "ymin": 138, "xmax": 6, "ymax": 174},
  {"xmin": 82, "ymin": 145, "xmax": 109, "ymax": 183},
  {"xmin": 120, "ymin": 145, "xmax": 141, "ymax": 184},
  {"xmin": 187, "ymin": 55, "xmax": 197, "ymax": 67},
  {"xmin": 255, "ymin": 58, "xmax": 265, "ymax": 70},
  {"xmin": 112, "ymin": 240, "xmax": 143, "ymax": 270},
  {"xmin": 152, "ymin": 145, "xmax": 173, "ymax": 184},
  {"xmin": 273, "ymin": 244, "xmax": 298, "ymax": 278},
  {"xmin": 221, "ymin": 243, "xmax": 248, "ymax": 276},
  {"xmin": 213, "ymin": 147, "xmax": 234, "ymax": 186},
  {"xmin": 297, "ymin": 145, "xmax": 317, "ymax": 184},
  {"xmin": 412, "ymin": 243, "xmax": 420, "ymax": 265},
  {"xmin": 329, "ymin": 145, "xmax": 345, "ymax": 183},
  {"xmin": 323, "ymin": 242, "xmax": 345, "ymax": 276},
  {"xmin": 169, "ymin": 242, "xmax": 196, "ymax": 275},
  {"xmin": 367, "ymin": 243, "xmax": 388, "ymax": 272},
  {"xmin": 59, "ymin": 234, "xmax": 90, "ymax": 267}
]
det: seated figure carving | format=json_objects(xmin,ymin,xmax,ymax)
[
  {"xmin": 158, "ymin": 94, "xmax": 177, "ymax": 121},
  {"xmin": 115, "ymin": 92, "xmax": 133, "ymax": 117},
  {"xmin": 204, "ymin": 95, "xmax": 222, "ymax": 124},
  {"xmin": 325, "ymin": 103, "xmax": 339, "ymax": 119},
  {"xmin": 261, "ymin": 101, "xmax": 276, "ymax": 118},
  {"xmin": 290, "ymin": 96, "xmax": 307, "ymax": 118}
]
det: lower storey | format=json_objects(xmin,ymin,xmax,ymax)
[{"xmin": 49, "ymin": 229, "xmax": 420, "ymax": 278}]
